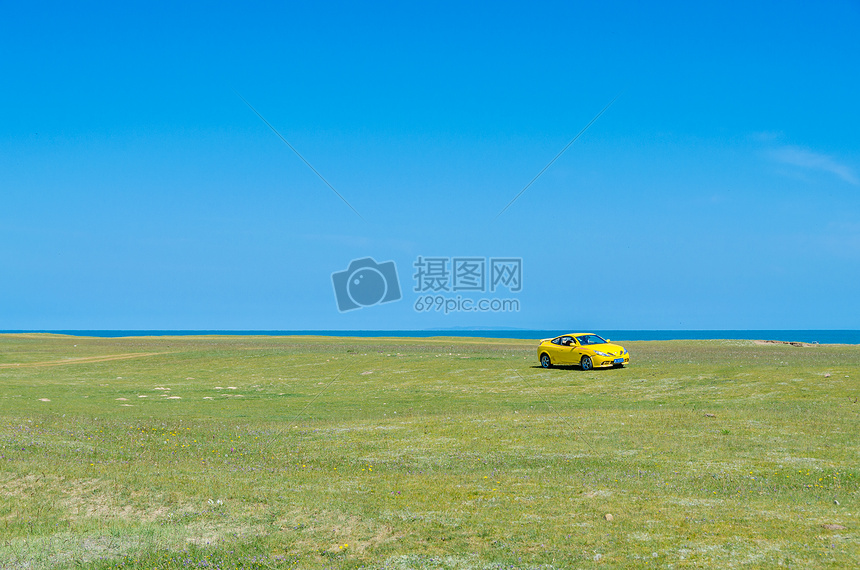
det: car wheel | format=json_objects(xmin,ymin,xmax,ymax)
[
  {"xmin": 580, "ymin": 355, "xmax": 593, "ymax": 371},
  {"xmin": 540, "ymin": 353, "xmax": 552, "ymax": 368}
]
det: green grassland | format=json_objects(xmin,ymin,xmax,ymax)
[{"xmin": 0, "ymin": 333, "xmax": 857, "ymax": 568}]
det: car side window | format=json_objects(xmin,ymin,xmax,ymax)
[{"xmin": 551, "ymin": 338, "xmax": 561, "ymax": 345}]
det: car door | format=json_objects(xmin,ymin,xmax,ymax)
[
  {"xmin": 556, "ymin": 336, "xmax": 577, "ymax": 364},
  {"xmin": 545, "ymin": 337, "xmax": 564, "ymax": 363},
  {"xmin": 568, "ymin": 338, "xmax": 585, "ymax": 364}
]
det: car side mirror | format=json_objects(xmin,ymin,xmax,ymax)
[{"xmin": 606, "ymin": 339, "xmax": 611, "ymax": 342}]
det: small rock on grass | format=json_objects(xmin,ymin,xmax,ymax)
[
  {"xmin": 604, "ymin": 513, "xmax": 614, "ymax": 521},
  {"xmin": 704, "ymin": 413, "xmax": 716, "ymax": 418},
  {"xmin": 822, "ymin": 524, "xmax": 845, "ymax": 530}
]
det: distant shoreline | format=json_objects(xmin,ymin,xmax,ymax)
[{"xmin": 2, "ymin": 330, "xmax": 859, "ymax": 345}]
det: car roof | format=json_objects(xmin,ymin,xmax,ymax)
[
  {"xmin": 540, "ymin": 333, "xmax": 599, "ymax": 342},
  {"xmin": 539, "ymin": 333, "xmax": 595, "ymax": 341}
]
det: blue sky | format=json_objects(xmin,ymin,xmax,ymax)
[{"xmin": 2, "ymin": 1, "xmax": 858, "ymax": 330}]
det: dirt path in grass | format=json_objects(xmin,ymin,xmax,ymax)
[
  {"xmin": 753, "ymin": 340, "xmax": 818, "ymax": 348},
  {"xmin": 0, "ymin": 352, "xmax": 169, "ymax": 368}
]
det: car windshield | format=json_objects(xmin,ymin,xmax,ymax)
[{"xmin": 576, "ymin": 334, "xmax": 606, "ymax": 345}]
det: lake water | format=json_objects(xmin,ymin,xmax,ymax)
[{"xmin": 3, "ymin": 330, "xmax": 859, "ymax": 344}]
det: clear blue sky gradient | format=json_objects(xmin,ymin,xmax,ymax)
[{"xmin": 2, "ymin": 1, "xmax": 858, "ymax": 330}]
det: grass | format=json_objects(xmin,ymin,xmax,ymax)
[{"xmin": 0, "ymin": 333, "xmax": 857, "ymax": 568}]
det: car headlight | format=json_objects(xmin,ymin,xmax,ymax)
[{"xmin": 594, "ymin": 351, "xmax": 611, "ymax": 357}]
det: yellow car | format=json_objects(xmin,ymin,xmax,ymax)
[{"xmin": 537, "ymin": 333, "xmax": 629, "ymax": 370}]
